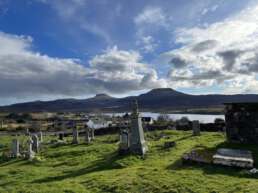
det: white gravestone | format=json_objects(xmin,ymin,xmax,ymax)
[{"xmin": 27, "ymin": 137, "xmax": 35, "ymax": 160}]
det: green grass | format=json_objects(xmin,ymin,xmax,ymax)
[{"xmin": 0, "ymin": 130, "xmax": 258, "ymax": 193}]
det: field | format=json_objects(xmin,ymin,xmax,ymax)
[{"xmin": 0, "ymin": 130, "xmax": 258, "ymax": 193}]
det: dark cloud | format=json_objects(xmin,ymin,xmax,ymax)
[
  {"xmin": 218, "ymin": 49, "xmax": 243, "ymax": 71},
  {"xmin": 170, "ymin": 56, "xmax": 188, "ymax": 68},
  {"xmin": 169, "ymin": 69, "xmax": 231, "ymax": 83},
  {"xmin": 238, "ymin": 53, "xmax": 258, "ymax": 73},
  {"xmin": 191, "ymin": 40, "xmax": 218, "ymax": 53}
]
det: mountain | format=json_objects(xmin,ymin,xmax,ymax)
[
  {"xmin": 140, "ymin": 88, "xmax": 187, "ymax": 97},
  {"xmin": 1, "ymin": 88, "xmax": 258, "ymax": 113}
]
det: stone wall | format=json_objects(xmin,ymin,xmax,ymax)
[{"xmin": 225, "ymin": 103, "xmax": 258, "ymax": 144}]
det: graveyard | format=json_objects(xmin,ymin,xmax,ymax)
[
  {"xmin": 2, "ymin": 1, "xmax": 258, "ymax": 192},
  {"xmin": 0, "ymin": 130, "xmax": 258, "ymax": 193},
  {"xmin": 1, "ymin": 102, "xmax": 258, "ymax": 193}
]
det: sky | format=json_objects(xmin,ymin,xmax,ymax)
[{"xmin": 1, "ymin": 0, "xmax": 258, "ymax": 105}]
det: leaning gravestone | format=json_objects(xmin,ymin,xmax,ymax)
[
  {"xmin": 85, "ymin": 127, "xmax": 91, "ymax": 144},
  {"xmin": 27, "ymin": 136, "xmax": 35, "ymax": 160},
  {"xmin": 192, "ymin": 120, "xmax": 201, "ymax": 136},
  {"xmin": 72, "ymin": 127, "xmax": 79, "ymax": 144},
  {"xmin": 11, "ymin": 139, "xmax": 21, "ymax": 158},
  {"xmin": 32, "ymin": 134, "xmax": 39, "ymax": 153}
]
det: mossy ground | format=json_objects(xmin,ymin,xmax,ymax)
[{"xmin": 0, "ymin": 130, "xmax": 258, "ymax": 193}]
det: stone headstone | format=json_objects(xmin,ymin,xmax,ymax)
[
  {"xmin": 129, "ymin": 100, "xmax": 148, "ymax": 156},
  {"xmin": 72, "ymin": 127, "xmax": 79, "ymax": 144},
  {"xmin": 119, "ymin": 129, "xmax": 130, "ymax": 154},
  {"xmin": 25, "ymin": 128, "xmax": 30, "ymax": 136},
  {"xmin": 32, "ymin": 134, "xmax": 39, "ymax": 153},
  {"xmin": 27, "ymin": 136, "xmax": 35, "ymax": 160},
  {"xmin": 11, "ymin": 139, "xmax": 21, "ymax": 158},
  {"xmin": 182, "ymin": 149, "xmax": 213, "ymax": 164},
  {"xmin": 85, "ymin": 127, "xmax": 91, "ymax": 144},
  {"xmin": 59, "ymin": 132, "xmax": 64, "ymax": 140},
  {"xmin": 38, "ymin": 131, "xmax": 43, "ymax": 142},
  {"xmin": 192, "ymin": 120, "xmax": 201, "ymax": 136},
  {"xmin": 91, "ymin": 128, "xmax": 95, "ymax": 140}
]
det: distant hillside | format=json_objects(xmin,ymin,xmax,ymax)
[{"xmin": 1, "ymin": 88, "xmax": 258, "ymax": 113}]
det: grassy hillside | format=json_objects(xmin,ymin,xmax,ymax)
[{"xmin": 0, "ymin": 130, "xmax": 258, "ymax": 193}]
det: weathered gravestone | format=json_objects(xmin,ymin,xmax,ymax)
[
  {"xmin": 11, "ymin": 139, "xmax": 21, "ymax": 158},
  {"xmin": 32, "ymin": 134, "xmax": 39, "ymax": 153},
  {"xmin": 59, "ymin": 132, "xmax": 64, "ymax": 140},
  {"xmin": 119, "ymin": 129, "xmax": 130, "ymax": 154},
  {"xmin": 192, "ymin": 120, "xmax": 201, "ymax": 136},
  {"xmin": 91, "ymin": 128, "xmax": 95, "ymax": 140},
  {"xmin": 72, "ymin": 127, "xmax": 79, "ymax": 144},
  {"xmin": 85, "ymin": 127, "xmax": 91, "ymax": 144},
  {"xmin": 25, "ymin": 128, "xmax": 30, "ymax": 136},
  {"xmin": 27, "ymin": 136, "xmax": 35, "ymax": 160},
  {"xmin": 129, "ymin": 100, "xmax": 148, "ymax": 156},
  {"xmin": 182, "ymin": 148, "xmax": 213, "ymax": 164},
  {"xmin": 38, "ymin": 131, "xmax": 43, "ymax": 142}
]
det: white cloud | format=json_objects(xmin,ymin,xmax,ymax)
[
  {"xmin": 201, "ymin": 5, "xmax": 219, "ymax": 16},
  {"xmin": 88, "ymin": 46, "xmax": 167, "ymax": 92},
  {"xmin": 134, "ymin": 6, "xmax": 171, "ymax": 53},
  {"xmin": 136, "ymin": 35, "xmax": 158, "ymax": 53},
  {"xmin": 134, "ymin": 6, "xmax": 168, "ymax": 27},
  {"xmin": 0, "ymin": 32, "xmax": 167, "ymax": 104},
  {"xmin": 36, "ymin": 0, "xmax": 111, "ymax": 44},
  {"xmin": 37, "ymin": 0, "xmax": 87, "ymax": 20},
  {"xmin": 162, "ymin": 4, "xmax": 258, "ymax": 94}
]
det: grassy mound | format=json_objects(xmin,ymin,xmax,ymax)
[{"xmin": 0, "ymin": 130, "xmax": 258, "ymax": 193}]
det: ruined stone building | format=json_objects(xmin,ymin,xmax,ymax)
[{"xmin": 224, "ymin": 102, "xmax": 258, "ymax": 144}]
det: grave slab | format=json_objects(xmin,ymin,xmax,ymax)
[{"xmin": 213, "ymin": 148, "xmax": 254, "ymax": 168}]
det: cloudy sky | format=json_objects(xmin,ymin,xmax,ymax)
[{"xmin": 0, "ymin": 0, "xmax": 258, "ymax": 105}]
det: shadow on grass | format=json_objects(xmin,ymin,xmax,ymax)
[
  {"xmin": 49, "ymin": 143, "xmax": 90, "ymax": 149},
  {"xmin": 32, "ymin": 151, "xmax": 130, "ymax": 183},
  {"xmin": 0, "ymin": 158, "xmax": 23, "ymax": 167},
  {"xmin": 174, "ymin": 135, "xmax": 194, "ymax": 142},
  {"xmin": 46, "ymin": 149, "xmax": 88, "ymax": 159},
  {"xmin": 155, "ymin": 134, "xmax": 193, "ymax": 152},
  {"xmin": 166, "ymin": 141, "xmax": 258, "ymax": 179},
  {"xmin": 0, "ymin": 181, "xmax": 14, "ymax": 187}
]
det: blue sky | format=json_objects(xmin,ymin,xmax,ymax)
[{"xmin": 0, "ymin": 0, "xmax": 258, "ymax": 105}]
